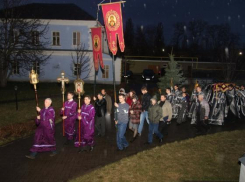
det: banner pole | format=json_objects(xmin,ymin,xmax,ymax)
[
  {"xmin": 112, "ymin": 54, "xmax": 116, "ymax": 101},
  {"xmin": 94, "ymin": 69, "xmax": 97, "ymax": 96},
  {"xmin": 98, "ymin": 1, "xmax": 126, "ymax": 6},
  {"xmin": 62, "ymin": 92, "xmax": 65, "ymax": 136},
  {"xmin": 78, "ymin": 92, "xmax": 81, "ymax": 146}
]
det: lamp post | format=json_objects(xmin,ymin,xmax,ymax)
[{"xmin": 14, "ymin": 86, "xmax": 18, "ymax": 111}]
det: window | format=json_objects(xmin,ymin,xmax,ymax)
[
  {"xmin": 33, "ymin": 62, "xmax": 40, "ymax": 74},
  {"xmin": 102, "ymin": 65, "xmax": 109, "ymax": 79},
  {"xmin": 73, "ymin": 32, "xmax": 81, "ymax": 46},
  {"xmin": 74, "ymin": 63, "xmax": 81, "ymax": 76},
  {"xmin": 12, "ymin": 60, "xmax": 19, "ymax": 74},
  {"xmin": 52, "ymin": 32, "xmax": 60, "ymax": 46},
  {"xmin": 32, "ymin": 31, "xmax": 39, "ymax": 45}
]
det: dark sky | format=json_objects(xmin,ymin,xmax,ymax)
[{"xmin": 1, "ymin": 0, "xmax": 245, "ymax": 44}]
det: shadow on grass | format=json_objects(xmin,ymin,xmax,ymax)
[{"xmin": 70, "ymin": 130, "xmax": 245, "ymax": 182}]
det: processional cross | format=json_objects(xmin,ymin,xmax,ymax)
[{"xmin": 57, "ymin": 71, "xmax": 69, "ymax": 136}]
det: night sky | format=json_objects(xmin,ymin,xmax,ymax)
[{"xmin": 1, "ymin": 0, "xmax": 245, "ymax": 44}]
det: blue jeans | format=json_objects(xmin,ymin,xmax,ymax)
[
  {"xmin": 117, "ymin": 123, "xmax": 129, "ymax": 150},
  {"xmin": 138, "ymin": 111, "xmax": 149, "ymax": 134},
  {"xmin": 148, "ymin": 123, "xmax": 163, "ymax": 143}
]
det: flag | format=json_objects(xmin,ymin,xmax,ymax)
[
  {"xmin": 101, "ymin": 2, "xmax": 125, "ymax": 55},
  {"xmin": 91, "ymin": 27, "xmax": 104, "ymax": 71}
]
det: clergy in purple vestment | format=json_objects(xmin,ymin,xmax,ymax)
[
  {"xmin": 74, "ymin": 95, "xmax": 95, "ymax": 152},
  {"xmin": 26, "ymin": 98, "xmax": 57, "ymax": 159},
  {"xmin": 61, "ymin": 92, "xmax": 77, "ymax": 145}
]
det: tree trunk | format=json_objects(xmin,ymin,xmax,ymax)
[
  {"xmin": 0, "ymin": 75, "xmax": 8, "ymax": 88},
  {"xmin": 0, "ymin": 68, "xmax": 8, "ymax": 88}
]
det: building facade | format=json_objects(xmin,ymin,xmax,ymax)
[{"xmin": 8, "ymin": 4, "xmax": 122, "ymax": 84}]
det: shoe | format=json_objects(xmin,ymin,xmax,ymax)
[
  {"xmin": 117, "ymin": 148, "xmax": 124, "ymax": 151},
  {"xmin": 64, "ymin": 140, "xmax": 70, "ymax": 145},
  {"xmin": 195, "ymin": 131, "xmax": 202, "ymax": 135},
  {"xmin": 25, "ymin": 155, "xmax": 35, "ymax": 159},
  {"xmin": 124, "ymin": 146, "xmax": 128, "ymax": 150},
  {"xmin": 50, "ymin": 152, "xmax": 57, "ymax": 157},
  {"xmin": 144, "ymin": 142, "xmax": 151, "ymax": 145},
  {"xmin": 138, "ymin": 133, "xmax": 141, "ymax": 137},
  {"xmin": 130, "ymin": 137, "xmax": 137, "ymax": 143},
  {"xmin": 90, "ymin": 146, "xmax": 94, "ymax": 152},
  {"xmin": 159, "ymin": 138, "xmax": 163, "ymax": 143},
  {"xmin": 78, "ymin": 148, "xmax": 85, "ymax": 153}
]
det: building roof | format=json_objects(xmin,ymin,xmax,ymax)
[{"xmin": 0, "ymin": 3, "xmax": 95, "ymax": 21}]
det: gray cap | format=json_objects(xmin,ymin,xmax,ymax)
[{"xmin": 151, "ymin": 95, "xmax": 158, "ymax": 101}]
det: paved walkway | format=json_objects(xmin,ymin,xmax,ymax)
[{"xmin": 0, "ymin": 116, "xmax": 244, "ymax": 182}]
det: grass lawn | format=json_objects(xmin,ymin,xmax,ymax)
[
  {"xmin": 70, "ymin": 130, "xmax": 245, "ymax": 182},
  {"xmin": 0, "ymin": 81, "xmax": 116, "ymax": 145},
  {"xmin": 0, "ymin": 81, "xmax": 115, "ymax": 102}
]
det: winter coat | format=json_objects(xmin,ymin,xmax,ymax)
[
  {"xmin": 148, "ymin": 104, "xmax": 162, "ymax": 124},
  {"xmin": 129, "ymin": 100, "xmax": 142, "ymax": 124},
  {"xmin": 141, "ymin": 93, "xmax": 151, "ymax": 111},
  {"xmin": 104, "ymin": 94, "xmax": 112, "ymax": 114},
  {"xmin": 161, "ymin": 100, "xmax": 173, "ymax": 121},
  {"xmin": 95, "ymin": 98, "xmax": 107, "ymax": 117},
  {"xmin": 126, "ymin": 96, "xmax": 133, "ymax": 107}
]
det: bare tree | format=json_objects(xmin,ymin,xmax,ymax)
[
  {"xmin": 0, "ymin": 0, "xmax": 51, "ymax": 87},
  {"xmin": 171, "ymin": 22, "xmax": 186, "ymax": 50},
  {"xmin": 70, "ymin": 43, "xmax": 92, "ymax": 79},
  {"xmin": 206, "ymin": 24, "xmax": 242, "ymax": 81},
  {"xmin": 220, "ymin": 47, "xmax": 244, "ymax": 82}
]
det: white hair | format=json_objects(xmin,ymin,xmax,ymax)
[
  {"xmin": 45, "ymin": 98, "xmax": 52, "ymax": 103},
  {"xmin": 198, "ymin": 94, "xmax": 204, "ymax": 98}
]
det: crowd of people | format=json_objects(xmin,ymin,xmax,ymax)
[{"xmin": 25, "ymin": 83, "xmax": 245, "ymax": 159}]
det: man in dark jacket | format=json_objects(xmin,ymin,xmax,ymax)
[
  {"xmin": 94, "ymin": 93, "xmax": 107, "ymax": 137},
  {"xmin": 146, "ymin": 96, "xmax": 163, "ymax": 144},
  {"xmin": 101, "ymin": 89, "xmax": 112, "ymax": 132},
  {"xmin": 138, "ymin": 86, "xmax": 151, "ymax": 136}
]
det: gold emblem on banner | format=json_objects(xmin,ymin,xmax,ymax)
[
  {"xmin": 110, "ymin": 41, "xmax": 117, "ymax": 53},
  {"xmin": 106, "ymin": 10, "xmax": 120, "ymax": 31},
  {"xmin": 93, "ymin": 35, "xmax": 100, "ymax": 52}
]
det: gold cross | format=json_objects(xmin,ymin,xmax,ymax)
[{"xmin": 57, "ymin": 71, "xmax": 69, "ymax": 95}]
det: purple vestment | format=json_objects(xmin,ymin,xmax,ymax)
[
  {"xmin": 60, "ymin": 100, "xmax": 77, "ymax": 140},
  {"xmin": 30, "ymin": 107, "xmax": 56, "ymax": 152},
  {"xmin": 74, "ymin": 104, "xmax": 95, "ymax": 147}
]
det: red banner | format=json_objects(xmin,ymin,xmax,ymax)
[
  {"xmin": 91, "ymin": 27, "xmax": 104, "ymax": 71},
  {"xmin": 101, "ymin": 2, "xmax": 125, "ymax": 55},
  {"xmin": 213, "ymin": 83, "xmax": 236, "ymax": 92}
]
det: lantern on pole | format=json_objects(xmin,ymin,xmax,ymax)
[
  {"xmin": 29, "ymin": 68, "xmax": 39, "ymax": 115},
  {"xmin": 74, "ymin": 78, "xmax": 85, "ymax": 146}
]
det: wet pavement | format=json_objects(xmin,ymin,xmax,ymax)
[{"xmin": 0, "ymin": 114, "xmax": 245, "ymax": 182}]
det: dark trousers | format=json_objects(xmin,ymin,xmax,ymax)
[
  {"xmin": 159, "ymin": 116, "xmax": 169, "ymax": 135},
  {"xmin": 95, "ymin": 116, "xmax": 105, "ymax": 136},
  {"xmin": 196, "ymin": 117, "xmax": 209, "ymax": 133},
  {"xmin": 148, "ymin": 123, "xmax": 163, "ymax": 143},
  {"xmin": 225, "ymin": 110, "xmax": 237, "ymax": 123}
]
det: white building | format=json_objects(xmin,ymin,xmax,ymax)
[{"xmin": 8, "ymin": 3, "xmax": 122, "ymax": 84}]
